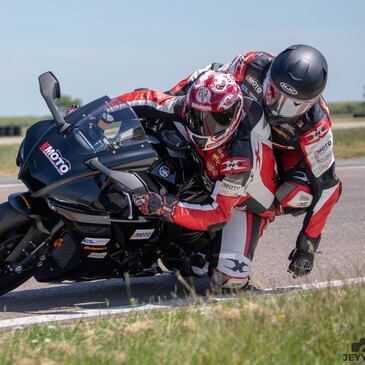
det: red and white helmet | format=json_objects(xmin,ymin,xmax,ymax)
[{"xmin": 185, "ymin": 70, "xmax": 244, "ymax": 151}]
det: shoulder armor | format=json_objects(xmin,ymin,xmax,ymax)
[
  {"xmin": 250, "ymin": 52, "xmax": 274, "ymax": 70},
  {"xmin": 301, "ymin": 98, "xmax": 331, "ymax": 131}
]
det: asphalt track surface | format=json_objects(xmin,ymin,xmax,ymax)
[{"xmin": 0, "ymin": 161, "xmax": 364, "ymax": 321}]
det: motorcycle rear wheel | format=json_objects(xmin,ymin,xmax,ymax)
[{"xmin": 0, "ymin": 202, "xmax": 36, "ymax": 296}]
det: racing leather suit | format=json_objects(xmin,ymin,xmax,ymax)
[
  {"xmin": 117, "ymin": 89, "xmax": 277, "ymax": 288},
  {"xmin": 167, "ymin": 52, "xmax": 342, "ymax": 242}
]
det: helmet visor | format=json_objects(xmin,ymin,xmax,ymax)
[
  {"xmin": 186, "ymin": 101, "xmax": 242, "ymax": 150},
  {"xmin": 263, "ymin": 77, "xmax": 317, "ymax": 119},
  {"xmin": 188, "ymin": 105, "xmax": 238, "ymax": 136}
]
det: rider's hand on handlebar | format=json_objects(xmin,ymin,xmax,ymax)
[
  {"xmin": 132, "ymin": 192, "xmax": 178, "ymax": 222},
  {"xmin": 133, "ymin": 192, "xmax": 164, "ymax": 215}
]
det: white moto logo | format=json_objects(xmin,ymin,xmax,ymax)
[
  {"xmin": 280, "ymin": 82, "xmax": 298, "ymax": 95},
  {"xmin": 130, "ymin": 229, "xmax": 155, "ymax": 240},
  {"xmin": 246, "ymin": 76, "xmax": 262, "ymax": 93},
  {"xmin": 39, "ymin": 142, "xmax": 71, "ymax": 175}
]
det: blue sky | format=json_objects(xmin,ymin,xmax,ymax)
[{"xmin": 0, "ymin": 0, "xmax": 364, "ymax": 116}]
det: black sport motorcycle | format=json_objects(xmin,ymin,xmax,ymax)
[{"xmin": 0, "ymin": 72, "xmax": 212, "ymax": 296}]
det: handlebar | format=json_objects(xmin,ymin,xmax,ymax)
[{"xmin": 85, "ymin": 157, "xmax": 148, "ymax": 220}]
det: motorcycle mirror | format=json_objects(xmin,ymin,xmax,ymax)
[
  {"xmin": 38, "ymin": 71, "xmax": 71, "ymax": 133},
  {"xmin": 39, "ymin": 71, "xmax": 60, "ymax": 100}
]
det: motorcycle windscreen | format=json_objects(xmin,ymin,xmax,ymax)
[{"xmin": 70, "ymin": 98, "xmax": 147, "ymax": 156}]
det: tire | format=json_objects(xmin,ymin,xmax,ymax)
[{"xmin": 0, "ymin": 202, "xmax": 36, "ymax": 296}]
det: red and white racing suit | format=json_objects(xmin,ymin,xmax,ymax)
[
  {"xmin": 117, "ymin": 90, "xmax": 277, "ymax": 288},
  {"xmin": 167, "ymin": 52, "xmax": 342, "ymax": 242}
]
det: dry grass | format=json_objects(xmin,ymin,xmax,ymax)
[{"xmin": 0, "ymin": 285, "xmax": 363, "ymax": 365}]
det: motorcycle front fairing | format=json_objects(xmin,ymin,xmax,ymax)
[
  {"xmin": 17, "ymin": 98, "xmax": 157, "ymax": 207},
  {"xmin": 16, "ymin": 98, "xmax": 160, "ymax": 282},
  {"xmin": 3, "ymin": 73, "xmax": 209, "ymax": 290}
]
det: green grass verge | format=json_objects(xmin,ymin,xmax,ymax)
[
  {"xmin": 0, "ymin": 145, "xmax": 20, "ymax": 175},
  {"xmin": 333, "ymin": 127, "xmax": 365, "ymax": 159},
  {"xmin": 327, "ymin": 100, "xmax": 365, "ymax": 116},
  {"xmin": 0, "ymin": 285, "xmax": 363, "ymax": 364},
  {"xmin": 332, "ymin": 115, "xmax": 365, "ymax": 123},
  {"xmin": 0, "ymin": 116, "xmax": 48, "ymax": 128}
]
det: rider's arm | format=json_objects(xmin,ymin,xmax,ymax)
[
  {"xmin": 172, "ymin": 173, "xmax": 249, "ymax": 232},
  {"xmin": 167, "ymin": 51, "xmax": 274, "ymax": 97},
  {"xmin": 222, "ymin": 51, "xmax": 275, "ymax": 83},
  {"xmin": 167, "ymin": 53, "xmax": 265, "ymax": 96},
  {"xmin": 116, "ymin": 89, "xmax": 185, "ymax": 123},
  {"xmin": 297, "ymin": 99, "xmax": 341, "ymax": 239},
  {"xmin": 166, "ymin": 63, "xmax": 223, "ymax": 96}
]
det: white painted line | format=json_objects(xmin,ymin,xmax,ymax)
[
  {"xmin": 0, "ymin": 184, "xmax": 25, "ymax": 189},
  {"xmin": 300, "ymin": 277, "xmax": 365, "ymax": 290},
  {"xmin": 0, "ymin": 163, "xmax": 363, "ymax": 189},
  {"xmin": 0, "ymin": 303, "xmax": 172, "ymax": 330},
  {"xmin": 337, "ymin": 165, "xmax": 365, "ymax": 170},
  {"xmin": 0, "ymin": 164, "xmax": 363, "ymax": 190},
  {"xmin": 0, "ymin": 276, "xmax": 364, "ymax": 330}
]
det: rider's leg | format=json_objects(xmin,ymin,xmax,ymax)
[
  {"xmin": 275, "ymin": 168, "xmax": 313, "ymax": 216},
  {"xmin": 208, "ymin": 209, "xmax": 268, "ymax": 290}
]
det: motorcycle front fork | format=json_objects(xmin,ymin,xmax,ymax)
[{"xmin": 6, "ymin": 220, "xmax": 64, "ymax": 274}]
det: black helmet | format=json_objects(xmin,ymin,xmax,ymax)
[{"xmin": 263, "ymin": 44, "xmax": 328, "ymax": 124}]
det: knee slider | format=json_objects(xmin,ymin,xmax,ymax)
[
  {"xmin": 210, "ymin": 254, "xmax": 251, "ymax": 289},
  {"xmin": 211, "ymin": 269, "xmax": 249, "ymax": 289},
  {"xmin": 276, "ymin": 182, "xmax": 313, "ymax": 210}
]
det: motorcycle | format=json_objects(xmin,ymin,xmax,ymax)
[{"xmin": 0, "ymin": 72, "xmax": 213, "ymax": 296}]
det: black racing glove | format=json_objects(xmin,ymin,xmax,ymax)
[
  {"xmin": 132, "ymin": 192, "xmax": 178, "ymax": 222},
  {"xmin": 288, "ymin": 232, "xmax": 321, "ymax": 278}
]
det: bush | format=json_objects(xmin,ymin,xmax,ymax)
[{"xmin": 327, "ymin": 101, "xmax": 365, "ymax": 115}]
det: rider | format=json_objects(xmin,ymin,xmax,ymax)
[
  {"xmin": 167, "ymin": 44, "xmax": 342, "ymax": 278},
  {"xmin": 118, "ymin": 71, "xmax": 277, "ymax": 290}
]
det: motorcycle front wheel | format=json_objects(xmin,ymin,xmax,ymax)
[{"xmin": 0, "ymin": 202, "xmax": 37, "ymax": 296}]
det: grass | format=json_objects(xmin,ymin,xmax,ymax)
[
  {"xmin": 332, "ymin": 115, "xmax": 365, "ymax": 123},
  {"xmin": 0, "ymin": 145, "xmax": 20, "ymax": 175},
  {"xmin": 333, "ymin": 127, "xmax": 365, "ymax": 159},
  {"xmin": 0, "ymin": 285, "xmax": 363, "ymax": 364},
  {"xmin": 327, "ymin": 100, "xmax": 365, "ymax": 116},
  {"xmin": 0, "ymin": 116, "xmax": 48, "ymax": 128}
]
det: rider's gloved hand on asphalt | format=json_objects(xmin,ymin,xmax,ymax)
[
  {"xmin": 288, "ymin": 232, "xmax": 321, "ymax": 278},
  {"xmin": 132, "ymin": 192, "xmax": 178, "ymax": 222}
]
